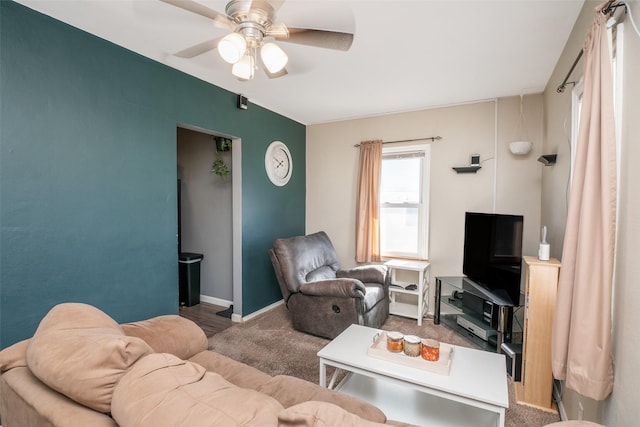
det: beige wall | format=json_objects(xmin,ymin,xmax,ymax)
[
  {"xmin": 542, "ymin": 1, "xmax": 640, "ymax": 424},
  {"xmin": 306, "ymin": 1, "xmax": 640, "ymax": 424},
  {"xmin": 307, "ymin": 96, "xmax": 543, "ymax": 310},
  {"xmin": 177, "ymin": 128, "xmax": 233, "ymax": 303}
]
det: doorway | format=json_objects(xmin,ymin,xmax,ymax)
[{"xmin": 177, "ymin": 126, "xmax": 237, "ymax": 315}]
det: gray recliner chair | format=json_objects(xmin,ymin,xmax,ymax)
[{"xmin": 269, "ymin": 231, "xmax": 389, "ymax": 339}]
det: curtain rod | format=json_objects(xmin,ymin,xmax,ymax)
[
  {"xmin": 353, "ymin": 136, "xmax": 442, "ymax": 147},
  {"xmin": 556, "ymin": 1, "xmax": 626, "ymax": 94},
  {"xmin": 556, "ymin": 49, "xmax": 583, "ymax": 93},
  {"xmin": 602, "ymin": 1, "xmax": 626, "ymax": 14}
]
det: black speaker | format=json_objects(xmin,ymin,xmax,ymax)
[{"xmin": 237, "ymin": 94, "xmax": 248, "ymax": 110}]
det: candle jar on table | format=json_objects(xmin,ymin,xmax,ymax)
[
  {"xmin": 386, "ymin": 332, "xmax": 404, "ymax": 352},
  {"xmin": 421, "ymin": 338, "xmax": 440, "ymax": 361}
]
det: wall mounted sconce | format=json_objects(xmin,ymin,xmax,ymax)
[{"xmin": 537, "ymin": 154, "xmax": 557, "ymax": 166}]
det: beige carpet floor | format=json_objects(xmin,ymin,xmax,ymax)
[{"xmin": 209, "ymin": 304, "xmax": 561, "ymax": 427}]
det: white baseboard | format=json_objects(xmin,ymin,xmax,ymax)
[
  {"xmin": 198, "ymin": 295, "xmax": 284, "ymax": 324},
  {"xmin": 199, "ymin": 295, "xmax": 232, "ymax": 307},
  {"xmin": 199, "ymin": 295, "xmax": 240, "ymax": 322},
  {"xmin": 239, "ymin": 299, "xmax": 284, "ymax": 323}
]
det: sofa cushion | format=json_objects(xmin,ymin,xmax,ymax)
[
  {"xmin": 188, "ymin": 350, "xmax": 272, "ymax": 390},
  {"xmin": 112, "ymin": 353, "xmax": 284, "ymax": 427},
  {"xmin": 26, "ymin": 303, "xmax": 153, "ymax": 413},
  {"xmin": 306, "ymin": 265, "xmax": 338, "ymax": 282},
  {"xmin": 33, "ymin": 302, "xmax": 122, "ymax": 332},
  {"xmin": 121, "ymin": 314, "xmax": 208, "ymax": 360},
  {"xmin": 277, "ymin": 401, "xmax": 387, "ymax": 427},
  {"xmin": 258, "ymin": 375, "xmax": 386, "ymax": 424}
]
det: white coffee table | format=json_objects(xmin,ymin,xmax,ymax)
[{"xmin": 317, "ymin": 324, "xmax": 509, "ymax": 427}]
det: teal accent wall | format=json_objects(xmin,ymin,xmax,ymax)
[{"xmin": 0, "ymin": 1, "xmax": 305, "ymax": 348}]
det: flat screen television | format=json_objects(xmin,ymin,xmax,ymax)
[{"xmin": 463, "ymin": 212, "xmax": 524, "ymax": 305}]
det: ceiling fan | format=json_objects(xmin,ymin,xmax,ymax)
[{"xmin": 160, "ymin": 0, "xmax": 354, "ymax": 80}]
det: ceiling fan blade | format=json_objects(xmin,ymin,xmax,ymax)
[
  {"xmin": 265, "ymin": 23, "xmax": 289, "ymax": 38},
  {"xmin": 213, "ymin": 14, "xmax": 237, "ymax": 31},
  {"xmin": 267, "ymin": 0, "xmax": 286, "ymax": 13},
  {"xmin": 173, "ymin": 37, "xmax": 222, "ymax": 58},
  {"xmin": 245, "ymin": 0, "xmax": 285, "ymax": 14},
  {"xmin": 160, "ymin": 0, "xmax": 226, "ymax": 22},
  {"xmin": 277, "ymin": 28, "xmax": 354, "ymax": 51}
]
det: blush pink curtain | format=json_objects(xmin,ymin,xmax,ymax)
[
  {"xmin": 355, "ymin": 140, "xmax": 382, "ymax": 263},
  {"xmin": 551, "ymin": 4, "xmax": 616, "ymax": 401}
]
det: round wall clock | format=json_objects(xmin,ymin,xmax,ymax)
[{"xmin": 265, "ymin": 141, "xmax": 292, "ymax": 186}]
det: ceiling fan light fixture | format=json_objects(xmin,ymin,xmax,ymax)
[
  {"xmin": 163, "ymin": 0, "xmax": 355, "ymax": 81},
  {"xmin": 218, "ymin": 32, "xmax": 246, "ymax": 64},
  {"xmin": 261, "ymin": 42, "xmax": 288, "ymax": 73},
  {"xmin": 232, "ymin": 53, "xmax": 255, "ymax": 80}
]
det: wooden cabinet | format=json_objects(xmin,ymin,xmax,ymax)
[{"xmin": 514, "ymin": 256, "xmax": 561, "ymax": 412}]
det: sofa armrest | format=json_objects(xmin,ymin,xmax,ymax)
[
  {"xmin": 337, "ymin": 265, "xmax": 387, "ymax": 285},
  {"xmin": 299, "ymin": 279, "xmax": 365, "ymax": 299},
  {"xmin": 0, "ymin": 339, "xmax": 30, "ymax": 373},
  {"xmin": 121, "ymin": 315, "xmax": 207, "ymax": 360},
  {"xmin": 1, "ymin": 367, "xmax": 117, "ymax": 427}
]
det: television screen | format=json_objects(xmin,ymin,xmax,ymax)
[{"xmin": 463, "ymin": 212, "xmax": 523, "ymax": 305}]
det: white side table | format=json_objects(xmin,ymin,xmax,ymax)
[{"xmin": 385, "ymin": 259, "xmax": 430, "ymax": 326}]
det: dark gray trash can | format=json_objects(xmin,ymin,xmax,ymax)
[{"xmin": 179, "ymin": 252, "xmax": 203, "ymax": 307}]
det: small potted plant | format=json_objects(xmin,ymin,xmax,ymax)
[
  {"xmin": 211, "ymin": 136, "xmax": 231, "ymax": 180},
  {"xmin": 215, "ymin": 137, "xmax": 232, "ymax": 152},
  {"xmin": 211, "ymin": 155, "xmax": 230, "ymax": 180}
]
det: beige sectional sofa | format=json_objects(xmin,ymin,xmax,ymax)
[{"xmin": 0, "ymin": 303, "xmax": 416, "ymax": 427}]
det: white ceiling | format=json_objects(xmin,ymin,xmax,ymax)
[{"xmin": 16, "ymin": 0, "xmax": 585, "ymax": 125}]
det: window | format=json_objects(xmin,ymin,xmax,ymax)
[
  {"xmin": 379, "ymin": 144, "xmax": 430, "ymax": 259},
  {"xmin": 610, "ymin": 22, "xmax": 623, "ymax": 181},
  {"xmin": 570, "ymin": 78, "xmax": 583, "ymax": 185},
  {"xmin": 570, "ymin": 22, "xmax": 623, "ymax": 187}
]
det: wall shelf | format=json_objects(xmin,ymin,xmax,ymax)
[{"xmin": 452, "ymin": 166, "xmax": 481, "ymax": 174}]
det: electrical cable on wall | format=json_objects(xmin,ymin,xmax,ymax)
[{"xmin": 480, "ymin": 156, "xmax": 495, "ymax": 165}]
